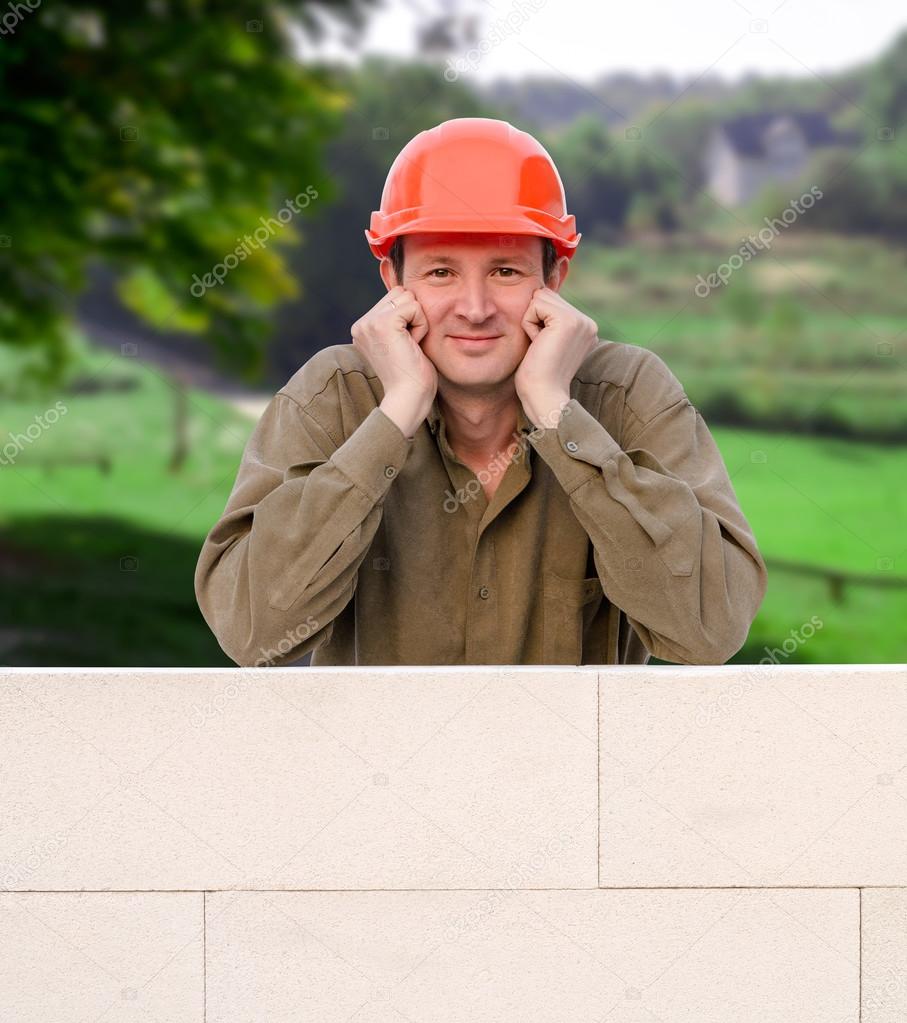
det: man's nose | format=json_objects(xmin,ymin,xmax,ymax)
[{"xmin": 452, "ymin": 276, "xmax": 497, "ymax": 324}]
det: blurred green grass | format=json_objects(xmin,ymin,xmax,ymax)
[
  {"xmin": 717, "ymin": 428, "xmax": 907, "ymax": 663},
  {"xmin": 0, "ymin": 343, "xmax": 253, "ymax": 665}
]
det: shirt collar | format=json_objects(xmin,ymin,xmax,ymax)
[{"xmin": 426, "ymin": 394, "xmax": 535, "ymax": 437}]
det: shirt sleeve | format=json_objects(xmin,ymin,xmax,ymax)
[
  {"xmin": 526, "ymin": 392, "xmax": 768, "ymax": 665},
  {"xmin": 194, "ymin": 392, "xmax": 415, "ymax": 667}
]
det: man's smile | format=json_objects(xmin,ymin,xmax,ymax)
[{"xmin": 448, "ymin": 333, "xmax": 504, "ymax": 345}]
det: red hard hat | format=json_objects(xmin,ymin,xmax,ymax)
[{"xmin": 365, "ymin": 117, "xmax": 581, "ymax": 261}]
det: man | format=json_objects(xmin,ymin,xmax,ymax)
[{"xmin": 194, "ymin": 117, "xmax": 767, "ymax": 667}]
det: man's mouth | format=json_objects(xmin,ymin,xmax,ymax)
[{"xmin": 449, "ymin": 334, "xmax": 503, "ymax": 342}]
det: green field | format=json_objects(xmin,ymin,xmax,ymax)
[
  {"xmin": 713, "ymin": 428, "xmax": 907, "ymax": 663},
  {"xmin": 1, "ymin": 335, "xmax": 904, "ymax": 665},
  {"xmin": 0, "ymin": 343, "xmax": 252, "ymax": 666},
  {"xmin": 567, "ymin": 230, "xmax": 907, "ymax": 440}
]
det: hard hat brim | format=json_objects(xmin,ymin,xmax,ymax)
[{"xmin": 365, "ymin": 210, "xmax": 581, "ymax": 261}]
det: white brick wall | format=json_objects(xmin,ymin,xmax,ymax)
[{"xmin": 1, "ymin": 664, "xmax": 904, "ymax": 1020}]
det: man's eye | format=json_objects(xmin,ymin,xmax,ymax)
[{"xmin": 426, "ymin": 267, "xmax": 520, "ymax": 279}]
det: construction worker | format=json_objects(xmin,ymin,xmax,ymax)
[{"xmin": 194, "ymin": 117, "xmax": 767, "ymax": 667}]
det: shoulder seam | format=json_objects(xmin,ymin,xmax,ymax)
[
  {"xmin": 574, "ymin": 374, "xmax": 684, "ymax": 432},
  {"xmin": 278, "ymin": 364, "xmax": 380, "ymax": 416},
  {"xmin": 271, "ymin": 389, "xmax": 337, "ymax": 450},
  {"xmin": 625, "ymin": 394, "xmax": 690, "ymax": 435},
  {"xmin": 278, "ymin": 364, "xmax": 380, "ymax": 450}
]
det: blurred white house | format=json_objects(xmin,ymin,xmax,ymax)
[{"xmin": 705, "ymin": 110, "xmax": 860, "ymax": 206}]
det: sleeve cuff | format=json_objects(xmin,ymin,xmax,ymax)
[
  {"xmin": 525, "ymin": 398, "xmax": 622, "ymax": 494},
  {"xmin": 329, "ymin": 405, "xmax": 416, "ymax": 504}
]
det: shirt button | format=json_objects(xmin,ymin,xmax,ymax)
[
  {"xmin": 565, "ymin": 440, "xmax": 579, "ymax": 452},
  {"xmin": 479, "ymin": 586, "xmax": 490, "ymax": 599},
  {"xmin": 384, "ymin": 465, "xmax": 397, "ymax": 478}
]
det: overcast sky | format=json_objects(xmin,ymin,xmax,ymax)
[{"xmin": 298, "ymin": 0, "xmax": 906, "ymax": 85}]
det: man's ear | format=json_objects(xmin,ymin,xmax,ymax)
[
  {"xmin": 548, "ymin": 256, "xmax": 570, "ymax": 291},
  {"xmin": 379, "ymin": 257, "xmax": 397, "ymax": 292}
]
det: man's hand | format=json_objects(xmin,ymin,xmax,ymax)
[
  {"xmin": 351, "ymin": 286, "xmax": 438, "ymax": 439},
  {"xmin": 515, "ymin": 287, "xmax": 599, "ymax": 429}
]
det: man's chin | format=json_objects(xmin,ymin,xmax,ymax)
[
  {"xmin": 429, "ymin": 339, "xmax": 522, "ymax": 370},
  {"xmin": 434, "ymin": 366, "xmax": 522, "ymax": 395}
]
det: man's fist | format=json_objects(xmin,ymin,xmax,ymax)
[
  {"xmin": 351, "ymin": 286, "xmax": 438, "ymax": 439},
  {"xmin": 516, "ymin": 287, "xmax": 599, "ymax": 428},
  {"xmin": 351, "ymin": 286, "xmax": 437, "ymax": 400}
]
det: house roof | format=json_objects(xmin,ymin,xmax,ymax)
[{"xmin": 718, "ymin": 110, "xmax": 859, "ymax": 157}]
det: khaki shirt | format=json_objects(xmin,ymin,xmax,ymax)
[{"xmin": 194, "ymin": 339, "xmax": 767, "ymax": 667}]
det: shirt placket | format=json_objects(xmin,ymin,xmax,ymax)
[{"xmin": 434, "ymin": 420, "xmax": 504, "ymax": 663}]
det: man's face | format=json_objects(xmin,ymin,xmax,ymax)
[{"xmin": 379, "ymin": 231, "xmax": 567, "ymax": 393}]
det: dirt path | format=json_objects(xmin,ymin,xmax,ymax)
[{"xmin": 79, "ymin": 318, "xmax": 277, "ymax": 421}]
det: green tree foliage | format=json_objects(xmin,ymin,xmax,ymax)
[
  {"xmin": 0, "ymin": 0, "xmax": 379, "ymax": 385},
  {"xmin": 864, "ymin": 29, "xmax": 907, "ymax": 133},
  {"xmin": 786, "ymin": 29, "xmax": 907, "ymax": 241},
  {"xmin": 636, "ymin": 101, "xmax": 717, "ymax": 198},
  {"xmin": 548, "ymin": 114, "xmax": 681, "ymax": 241},
  {"xmin": 547, "ymin": 115, "xmax": 634, "ymax": 242}
]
